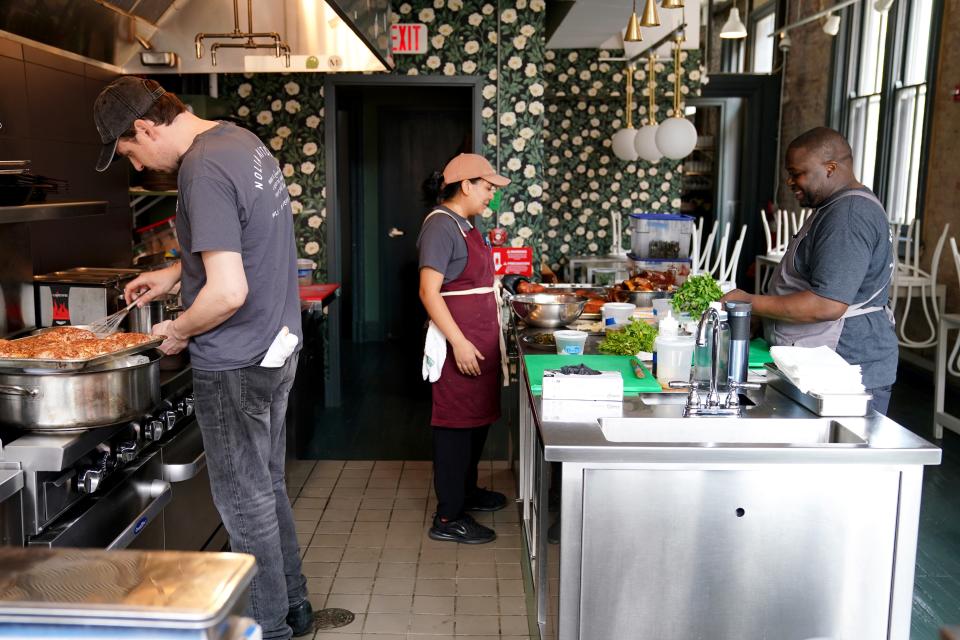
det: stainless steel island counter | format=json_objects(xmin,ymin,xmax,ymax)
[{"xmin": 514, "ymin": 335, "xmax": 941, "ymax": 640}]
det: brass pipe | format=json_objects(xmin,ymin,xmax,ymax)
[
  {"xmin": 647, "ymin": 54, "xmax": 657, "ymax": 126},
  {"xmin": 625, "ymin": 64, "xmax": 635, "ymax": 129},
  {"xmin": 673, "ymin": 37, "xmax": 682, "ymax": 115}
]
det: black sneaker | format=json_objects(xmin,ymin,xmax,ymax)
[
  {"xmin": 465, "ymin": 487, "xmax": 507, "ymax": 512},
  {"xmin": 286, "ymin": 599, "xmax": 314, "ymax": 637},
  {"xmin": 429, "ymin": 513, "xmax": 496, "ymax": 544}
]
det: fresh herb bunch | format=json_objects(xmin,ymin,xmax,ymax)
[
  {"xmin": 597, "ymin": 319, "xmax": 659, "ymax": 356},
  {"xmin": 672, "ymin": 274, "xmax": 723, "ymax": 318}
]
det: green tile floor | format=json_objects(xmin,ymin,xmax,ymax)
[{"xmin": 302, "ymin": 342, "xmax": 960, "ymax": 636}]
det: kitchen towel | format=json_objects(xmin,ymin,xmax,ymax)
[
  {"xmin": 769, "ymin": 345, "xmax": 864, "ymax": 394},
  {"xmin": 259, "ymin": 327, "xmax": 299, "ymax": 368},
  {"xmin": 422, "ymin": 320, "xmax": 447, "ymax": 383}
]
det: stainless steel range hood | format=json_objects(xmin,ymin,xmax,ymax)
[{"xmin": 0, "ymin": 0, "xmax": 391, "ymax": 74}]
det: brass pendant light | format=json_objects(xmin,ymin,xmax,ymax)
[
  {"xmin": 639, "ymin": 0, "xmax": 661, "ymax": 27},
  {"xmin": 624, "ymin": 0, "xmax": 643, "ymax": 42},
  {"xmin": 661, "ymin": 0, "xmax": 684, "ymax": 9}
]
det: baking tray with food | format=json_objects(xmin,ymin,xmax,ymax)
[{"xmin": 0, "ymin": 326, "xmax": 164, "ymax": 372}]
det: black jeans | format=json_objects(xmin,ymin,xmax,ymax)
[
  {"xmin": 193, "ymin": 354, "xmax": 307, "ymax": 640},
  {"xmin": 432, "ymin": 425, "xmax": 490, "ymax": 520}
]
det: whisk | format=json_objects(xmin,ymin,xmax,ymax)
[{"xmin": 88, "ymin": 298, "xmax": 139, "ymax": 337}]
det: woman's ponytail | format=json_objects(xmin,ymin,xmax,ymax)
[{"xmin": 421, "ymin": 170, "xmax": 445, "ymax": 206}]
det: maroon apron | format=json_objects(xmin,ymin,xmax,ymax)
[{"xmin": 430, "ymin": 220, "xmax": 502, "ymax": 428}]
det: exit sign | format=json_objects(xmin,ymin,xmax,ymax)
[{"xmin": 391, "ymin": 23, "xmax": 427, "ymax": 54}]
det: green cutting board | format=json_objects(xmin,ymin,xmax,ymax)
[
  {"xmin": 749, "ymin": 338, "xmax": 773, "ymax": 368},
  {"xmin": 524, "ymin": 354, "xmax": 662, "ymax": 396}
]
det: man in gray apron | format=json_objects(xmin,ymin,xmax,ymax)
[{"xmin": 723, "ymin": 127, "xmax": 898, "ymax": 415}]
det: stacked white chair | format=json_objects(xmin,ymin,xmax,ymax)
[
  {"xmin": 891, "ymin": 221, "xmax": 951, "ymax": 349},
  {"xmin": 934, "ymin": 235, "xmax": 960, "ymax": 439},
  {"xmin": 690, "ymin": 218, "xmax": 746, "ymax": 290}
]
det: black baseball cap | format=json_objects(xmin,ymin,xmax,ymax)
[{"xmin": 93, "ymin": 76, "xmax": 166, "ymax": 172}]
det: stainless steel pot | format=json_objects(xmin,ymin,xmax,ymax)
[
  {"xmin": 127, "ymin": 295, "xmax": 181, "ymax": 334},
  {"xmin": 0, "ymin": 351, "xmax": 161, "ymax": 431}
]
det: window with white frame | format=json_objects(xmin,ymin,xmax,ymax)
[
  {"xmin": 842, "ymin": 1, "xmax": 937, "ymax": 225},
  {"xmin": 750, "ymin": 10, "xmax": 776, "ymax": 73},
  {"xmin": 885, "ymin": 1, "xmax": 934, "ymax": 225},
  {"xmin": 846, "ymin": 6, "xmax": 887, "ymax": 191}
]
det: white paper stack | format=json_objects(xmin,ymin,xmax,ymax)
[
  {"xmin": 542, "ymin": 370, "xmax": 624, "ymax": 401},
  {"xmin": 769, "ymin": 345, "xmax": 865, "ymax": 394}
]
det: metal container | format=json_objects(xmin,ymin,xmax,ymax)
[
  {"xmin": 0, "ymin": 351, "xmax": 161, "ymax": 431},
  {"xmin": 611, "ymin": 289, "xmax": 672, "ymax": 307},
  {"xmin": 127, "ymin": 295, "xmax": 182, "ymax": 334},
  {"xmin": 765, "ymin": 363, "xmax": 872, "ymax": 416},
  {"xmin": 510, "ymin": 294, "xmax": 588, "ymax": 328}
]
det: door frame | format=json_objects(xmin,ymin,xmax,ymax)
[{"xmin": 323, "ymin": 75, "xmax": 484, "ymax": 406}]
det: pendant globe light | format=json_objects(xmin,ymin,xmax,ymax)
[
  {"xmin": 654, "ymin": 36, "xmax": 698, "ymax": 160},
  {"xmin": 612, "ymin": 64, "xmax": 640, "ymax": 161},
  {"xmin": 634, "ymin": 54, "xmax": 662, "ymax": 163}
]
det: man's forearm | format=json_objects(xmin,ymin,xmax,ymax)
[{"xmin": 748, "ymin": 291, "xmax": 847, "ymax": 324}]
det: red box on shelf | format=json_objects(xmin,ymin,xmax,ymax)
[{"xmin": 492, "ymin": 247, "xmax": 533, "ymax": 276}]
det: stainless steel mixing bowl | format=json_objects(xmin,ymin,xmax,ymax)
[{"xmin": 509, "ymin": 293, "xmax": 588, "ymax": 328}]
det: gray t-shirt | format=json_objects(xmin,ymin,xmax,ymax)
[
  {"xmin": 176, "ymin": 122, "xmax": 302, "ymax": 370},
  {"xmin": 794, "ymin": 186, "xmax": 898, "ymax": 388},
  {"xmin": 417, "ymin": 206, "xmax": 473, "ymax": 283}
]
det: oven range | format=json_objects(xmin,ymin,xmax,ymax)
[{"xmin": 0, "ymin": 366, "xmax": 225, "ymax": 551}]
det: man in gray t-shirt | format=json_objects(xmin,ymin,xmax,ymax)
[
  {"xmin": 723, "ymin": 127, "xmax": 898, "ymax": 415},
  {"xmin": 93, "ymin": 77, "xmax": 311, "ymax": 639}
]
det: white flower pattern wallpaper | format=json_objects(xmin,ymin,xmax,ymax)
[{"xmin": 220, "ymin": 0, "xmax": 702, "ymax": 280}]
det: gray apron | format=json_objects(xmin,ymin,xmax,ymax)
[{"xmin": 763, "ymin": 190, "xmax": 895, "ymax": 349}]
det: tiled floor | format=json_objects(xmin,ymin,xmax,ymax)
[{"xmin": 284, "ymin": 459, "xmax": 531, "ymax": 640}]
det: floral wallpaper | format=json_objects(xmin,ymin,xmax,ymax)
[
  {"xmin": 541, "ymin": 48, "xmax": 704, "ymax": 272},
  {"xmin": 220, "ymin": 73, "xmax": 327, "ymax": 278},
  {"xmin": 219, "ymin": 1, "xmax": 702, "ymax": 281}
]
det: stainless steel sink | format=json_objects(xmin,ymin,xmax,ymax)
[{"xmin": 599, "ymin": 417, "xmax": 867, "ymax": 445}]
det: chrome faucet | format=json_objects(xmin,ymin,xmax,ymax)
[
  {"xmin": 696, "ymin": 307, "xmax": 723, "ymax": 408},
  {"xmin": 669, "ymin": 307, "xmax": 760, "ymax": 417}
]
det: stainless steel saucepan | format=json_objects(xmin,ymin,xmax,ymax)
[{"xmin": 0, "ymin": 351, "xmax": 161, "ymax": 431}]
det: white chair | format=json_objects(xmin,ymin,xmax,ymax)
[
  {"xmin": 933, "ymin": 236, "xmax": 960, "ymax": 439},
  {"xmin": 890, "ymin": 221, "xmax": 950, "ymax": 349},
  {"xmin": 691, "ymin": 219, "xmax": 747, "ymax": 287}
]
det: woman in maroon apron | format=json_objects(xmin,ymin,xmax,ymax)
[{"xmin": 417, "ymin": 153, "xmax": 510, "ymax": 544}]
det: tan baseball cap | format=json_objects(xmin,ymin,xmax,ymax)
[{"xmin": 442, "ymin": 153, "xmax": 511, "ymax": 187}]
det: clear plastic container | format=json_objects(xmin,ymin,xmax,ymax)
[
  {"xmin": 627, "ymin": 256, "xmax": 693, "ymax": 284},
  {"xmin": 601, "ymin": 302, "xmax": 636, "ymax": 331},
  {"xmin": 554, "ymin": 330, "xmax": 588, "ymax": 355},
  {"xmin": 628, "ymin": 213, "xmax": 695, "ymax": 259},
  {"xmin": 654, "ymin": 314, "xmax": 695, "ymax": 386}
]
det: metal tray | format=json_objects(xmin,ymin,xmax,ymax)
[
  {"xmin": 764, "ymin": 363, "xmax": 872, "ymax": 416},
  {"xmin": 0, "ymin": 327, "xmax": 164, "ymax": 373}
]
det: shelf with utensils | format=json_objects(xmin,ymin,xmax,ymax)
[{"xmin": 129, "ymin": 187, "xmax": 177, "ymax": 220}]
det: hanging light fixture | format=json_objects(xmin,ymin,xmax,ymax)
[
  {"xmin": 720, "ymin": 2, "xmax": 748, "ymax": 39},
  {"xmin": 661, "ymin": 0, "xmax": 684, "ymax": 9},
  {"xmin": 634, "ymin": 54, "xmax": 662, "ymax": 163},
  {"xmin": 624, "ymin": 0, "xmax": 643, "ymax": 42},
  {"xmin": 655, "ymin": 36, "xmax": 698, "ymax": 160},
  {"xmin": 612, "ymin": 64, "xmax": 640, "ymax": 161},
  {"xmin": 639, "ymin": 0, "xmax": 660, "ymax": 28},
  {"xmin": 822, "ymin": 12, "xmax": 841, "ymax": 36}
]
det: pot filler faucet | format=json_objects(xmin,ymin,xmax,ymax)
[{"xmin": 670, "ymin": 303, "xmax": 760, "ymax": 417}]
